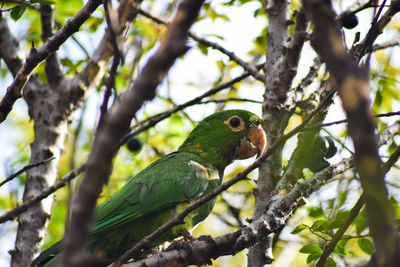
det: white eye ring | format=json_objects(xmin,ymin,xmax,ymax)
[{"xmin": 225, "ymin": 116, "xmax": 244, "ymax": 132}]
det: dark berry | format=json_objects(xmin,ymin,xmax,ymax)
[
  {"xmin": 126, "ymin": 138, "xmax": 142, "ymax": 152},
  {"xmin": 341, "ymin": 13, "xmax": 359, "ymax": 29}
]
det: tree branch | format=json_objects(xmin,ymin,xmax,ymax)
[
  {"xmin": 0, "ymin": 16, "xmax": 23, "ymax": 76},
  {"xmin": 97, "ymin": 0, "xmax": 123, "ymax": 129},
  {"xmin": 120, "ymin": 70, "xmax": 254, "ymax": 144},
  {"xmin": 136, "ymin": 8, "xmax": 265, "ymax": 82},
  {"xmin": 252, "ymin": 0, "xmax": 299, "ymax": 263},
  {"xmin": 316, "ymin": 143, "xmax": 400, "ymax": 267},
  {"xmin": 302, "ymin": 110, "xmax": 400, "ymax": 131},
  {"xmin": 353, "ymin": 0, "xmax": 400, "ymax": 61},
  {"xmin": 371, "ymin": 40, "xmax": 400, "ymax": 52},
  {"xmin": 40, "ymin": 4, "xmax": 63, "ymax": 86},
  {"xmin": 57, "ymin": 1, "xmax": 206, "ymax": 266},
  {"xmin": 67, "ymin": 0, "xmax": 141, "ymax": 102},
  {"xmin": 0, "ymin": 0, "xmax": 103, "ymax": 123},
  {"xmin": 303, "ymin": 0, "xmax": 400, "ymax": 265},
  {"xmin": 0, "ymin": 157, "xmax": 55, "ymax": 188},
  {"xmin": 122, "ymin": 157, "xmax": 351, "ymax": 267},
  {"xmin": 0, "ymin": 164, "xmax": 86, "ymax": 224}
]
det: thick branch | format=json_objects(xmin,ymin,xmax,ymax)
[
  {"xmin": 0, "ymin": 157, "xmax": 55, "ymax": 188},
  {"xmin": 252, "ymin": 0, "xmax": 293, "ymax": 264},
  {"xmin": 316, "ymin": 144, "xmax": 400, "ymax": 267},
  {"xmin": 40, "ymin": 4, "xmax": 63, "ymax": 85},
  {"xmin": 0, "ymin": 0, "xmax": 103, "ymax": 123},
  {"xmin": 0, "ymin": 164, "xmax": 86, "ymax": 224},
  {"xmin": 123, "ymin": 158, "xmax": 351, "ymax": 267},
  {"xmin": 303, "ymin": 0, "xmax": 400, "ymax": 266},
  {"xmin": 57, "ymin": 1, "xmax": 206, "ymax": 266},
  {"xmin": 0, "ymin": 16, "xmax": 23, "ymax": 75}
]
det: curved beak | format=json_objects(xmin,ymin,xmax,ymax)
[{"xmin": 233, "ymin": 126, "xmax": 266, "ymax": 160}]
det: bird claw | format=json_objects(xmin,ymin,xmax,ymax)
[
  {"xmin": 165, "ymin": 238, "xmax": 192, "ymax": 252},
  {"xmin": 165, "ymin": 234, "xmax": 217, "ymax": 266},
  {"xmin": 181, "ymin": 229, "xmax": 195, "ymax": 242}
]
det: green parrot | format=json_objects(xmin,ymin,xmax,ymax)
[{"xmin": 32, "ymin": 109, "xmax": 265, "ymax": 266}]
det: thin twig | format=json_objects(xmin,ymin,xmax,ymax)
[
  {"xmin": 58, "ymin": 1, "xmax": 206, "ymax": 266},
  {"xmin": 0, "ymin": 0, "xmax": 103, "ymax": 123},
  {"xmin": 0, "ymin": 157, "xmax": 55, "ymax": 187},
  {"xmin": 123, "ymin": 157, "xmax": 352, "ymax": 267},
  {"xmin": 0, "ymin": 163, "xmax": 86, "ymax": 224},
  {"xmin": 315, "ymin": 196, "xmax": 365, "ymax": 267},
  {"xmin": 120, "ymin": 71, "xmax": 253, "ymax": 145},
  {"xmin": 98, "ymin": 0, "xmax": 123, "ymax": 129},
  {"xmin": 136, "ymin": 8, "xmax": 265, "ymax": 82},
  {"xmin": 199, "ymin": 98, "xmax": 263, "ymax": 105},
  {"xmin": 112, "ymin": 92, "xmax": 335, "ymax": 266},
  {"xmin": 303, "ymin": 110, "xmax": 400, "ymax": 131},
  {"xmin": 371, "ymin": 40, "xmax": 400, "ymax": 51},
  {"xmin": 353, "ymin": 0, "xmax": 400, "ymax": 61},
  {"xmin": 316, "ymin": 144, "xmax": 400, "ymax": 267}
]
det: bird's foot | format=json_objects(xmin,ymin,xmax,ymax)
[
  {"xmin": 165, "ymin": 229, "xmax": 195, "ymax": 252},
  {"xmin": 181, "ymin": 229, "xmax": 195, "ymax": 242},
  {"xmin": 165, "ymin": 234, "xmax": 217, "ymax": 265},
  {"xmin": 165, "ymin": 238, "xmax": 192, "ymax": 252}
]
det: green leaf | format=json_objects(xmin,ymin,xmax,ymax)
[
  {"xmin": 291, "ymin": 224, "xmax": 307, "ymax": 234},
  {"xmin": 86, "ymin": 17, "xmax": 104, "ymax": 33},
  {"xmin": 358, "ymin": 238, "xmax": 374, "ymax": 255},
  {"xmin": 311, "ymin": 219, "xmax": 329, "ymax": 231},
  {"xmin": 308, "ymin": 206, "xmax": 325, "ymax": 218},
  {"xmin": 354, "ymin": 210, "xmax": 367, "ymax": 235},
  {"xmin": 10, "ymin": 5, "xmax": 27, "ymax": 21},
  {"xmin": 333, "ymin": 244, "xmax": 348, "ymax": 255},
  {"xmin": 205, "ymin": 33, "xmax": 224, "ymax": 40},
  {"xmin": 302, "ymin": 168, "xmax": 314, "ymax": 179},
  {"xmin": 299, "ymin": 244, "xmax": 322, "ymax": 255},
  {"xmin": 198, "ymin": 43, "xmax": 209, "ymax": 56},
  {"xmin": 373, "ymin": 88, "xmax": 382, "ymax": 108},
  {"xmin": 329, "ymin": 210, "xmax": 350, "ymax": 230},
  {"xmin": 30, "ymin": 0, "xmax": 56, "ymax": 4},
  {"xmin": 389, "ymin": 196, "xmax": 400, "ymax": 220},
  {"xmin": 324, "ymin": 257, "xmax": 336, "ymax": 267},
  {"xmin": 307, "ymin": 253, "xmax": 321, "ymax": 263},
  {"xmin": 338, "ymin": 189, "xmax": 349, "ymax": 207},
  {"xmin": 338, "ymin": 236, "xmax": 350, "ymax": 248}
]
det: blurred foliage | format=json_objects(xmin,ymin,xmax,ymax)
[{"xmin": 0, "ymin": 0, "xmax": 399, "ymax": 266}]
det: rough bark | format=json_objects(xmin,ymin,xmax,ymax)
[
  {"xmin": 249, "ymin": 0, "xmax": 294, "ymax": 265},
  {"xmin": 1, "ymin": 1, "xmax": 143, "ymax": 265},
  {"xmin": 123, "ymin": 158, "xmax": 351, "ymax": 267},
  {"xmin": 303, "ymin": 0, "xmax": 400, "ymax": 266},
  {"xmin": 57, "ymin": 0, "xmax": 206, "ymax": 266}
]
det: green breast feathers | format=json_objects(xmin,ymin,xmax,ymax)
[{"xmin": 32, "ymin": 109, "xmax": 265, "ymax": 266}]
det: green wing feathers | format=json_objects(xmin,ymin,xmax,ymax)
[
  {"xmin": 33, "ymin": 152, "xmax": 220, "ymax": 266},
  {"xmin": 91, "ymin": 152, "xmax": 216, "ymax": 234}
]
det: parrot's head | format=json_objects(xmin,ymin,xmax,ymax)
[{"xmin": 178, "ymin": 110, "xmax": 266, "ymax": 171}]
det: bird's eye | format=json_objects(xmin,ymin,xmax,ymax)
[
  {"xmin": 225, "ymin": 115, "xmax": 244, "ymax": 131},
  {"xmin": 229, "ymin": 117, "xmax": 241, "ymax": 128}
]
